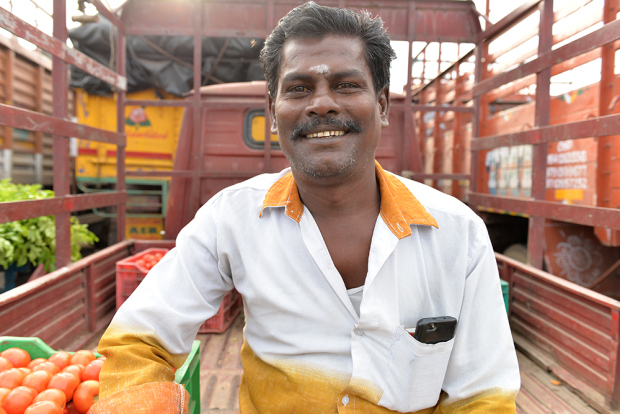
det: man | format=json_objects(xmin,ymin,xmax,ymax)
[{"xmin": 92, "ymin": 2, "xmax": 520, "ymax": 413}]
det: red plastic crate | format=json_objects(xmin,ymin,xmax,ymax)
[
  {"xmin": 199, "ymin": 289, "xmax": 243, "ymax": 334},
  {"xmin": 116, "ymin": 247, "xmax": 170, "ymax": 309}
]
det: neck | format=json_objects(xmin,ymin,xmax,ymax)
[{"xmin": 293, "ymin": 160, "xmax": 380, "ymax": 220}]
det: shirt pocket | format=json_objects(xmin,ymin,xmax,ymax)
[{"xmin": 378, "ymin": 326, "xmax": 455, "ymax": 412}]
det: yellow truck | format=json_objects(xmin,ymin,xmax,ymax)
[{"xmin": 75, "ymin": 88, "xmax": 184, "ymax": 240}]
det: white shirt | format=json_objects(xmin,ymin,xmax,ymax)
[{"xmin": 106, "ymin": 162, "xmax": 520, "ymax": 413}]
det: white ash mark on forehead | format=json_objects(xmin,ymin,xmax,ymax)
[{"xmin": 309, "ymin": 64, "xmax": 330, "ymax": 75}]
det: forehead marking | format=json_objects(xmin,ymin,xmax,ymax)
[{"xmin": 309, "ymin": 64, "xmax": 330, "ymax": 75}]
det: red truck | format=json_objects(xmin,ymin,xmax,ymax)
[{"xmin": 1, "ymin": 0, "xmax": 620, "ymax": 413}]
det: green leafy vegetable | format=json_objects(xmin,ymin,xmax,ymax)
[{"xmin": 0, "ymin": 179, "xmax": 99, "ymax": 272}]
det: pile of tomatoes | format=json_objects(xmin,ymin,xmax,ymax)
[
  {"xmin": 0, "ymin": 347, "xmax": 103, "ymax": 414},
  {"xmin": 134, "ymin": 251, "xmax": 164, "ymax": 271}
]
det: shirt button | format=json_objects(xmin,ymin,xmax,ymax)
[
  {"xmin": 342, "ymin": 394, "xmax": 349, "ymax": 406},
  {"xmin": 354, "ymin": 328, "xmax": 363, "ymax": 336}
]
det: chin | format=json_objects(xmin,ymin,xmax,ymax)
[{"xmin": 295, "ymin": 157, "xmax": 357, "ymax": 179}]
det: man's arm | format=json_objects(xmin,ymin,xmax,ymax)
[
  {"xmin": 92, "ymin": 199, "xmax": 233, "ymax": 412},
  {"xmin": 437, "ymin": 219, "xmax": 521, "ymax": 413}
]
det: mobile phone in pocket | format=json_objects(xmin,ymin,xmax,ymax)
[{"xmin": 411, "ymin": 316, "xmax": 457, "ymax": 344}]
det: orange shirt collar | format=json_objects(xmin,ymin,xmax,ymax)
[{"xmin": 260, "ymin": 161, "xmax": 438, "ymax": 239}]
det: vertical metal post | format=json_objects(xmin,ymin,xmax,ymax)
[
  {"xmin": 433, "ymin": 43, "xmax": 443, "ymax": 189},
  {"xmin": 470, "ymin": 44, "xmax": 484, "ymax": 196},
  {"xmin": 595, "ymin": 0, "xmax": 619, "ymax": 246},
  {"xmin": 405, "ymin": 2, "xmax": 422, "ymax": 173},
  {"xmin": 609, "ymin": 309, "xmax": 620, "ymax": 407},
  {"xmin": 86, "ymin": 262, "xmax": 96, "ymax": 332},
  {"xmin": 263, "ymin": 0, "xmax": 275, "ymax": 173},
  {"xmin": 527, "ymin": 0, "xmax": 553, "ymax": 269},
  {"xmin": 3, "ymin": 50, "xmax": 14, "ymax": 179},
  {"xmin": 452, "ymin": 45, "xmax": 464, "ymax": 199},
  {"xmin": 52, "ymin": 0, "xmax": 71, "ymax": 268},
  {"xmin": 263, "ymin": 0, "xmax": 275, "ymax": 172},
  {"xmin": 419, "ymin": 49, "xmax": 427, "ymax": 164},
  {"xmin": 116, "ymin": 24, "xmax": 127, "ymax": 242},
  {"xmin": 35, "ymin": 66, "xmax": 43, "ymax": 183},
  {"xmin": 189, "ymin": 0, "xmax": 203, "ymax": 215}
]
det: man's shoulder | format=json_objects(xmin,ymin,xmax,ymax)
[{"xmin": 387, "ymin": 170, "xmax": 481, "ymax": 223}]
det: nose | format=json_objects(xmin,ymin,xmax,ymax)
[{"xmin": 305, "ymin": 85, "xmax": 340, "ymax": 117}]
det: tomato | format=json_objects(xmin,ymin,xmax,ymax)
[
  {"xmin": 21, "ymin": 370, "xmax": 52, "ymax": 393},
  {"xmin": 81, "ymin": 360, "xmax": 103, "ymax": 382},
  {"xmin": 68, "ymin": 352, "xmax": 94, "ymax": 367},
  {"xmin": 47, "ymin": 373, "xmax": 79, "ymax": 402},
  {"xmin": 71, "ymin": 381, "xmax": 98, "ymax": 414},
  {"xmin": 0, "ymin": 359, "xmax": 13, "ymax": 373},
  {"xmin": 62, "ymin": 403, "xmax": 78, "ymax": 414},
  {"xmin": 142, "ymin": 254, "xmax": 154, "ymax": 262},
  {"xmin": 59, "ymin": 366, "xmax": 82, "ymax": 383},
  {"xmin": 23, "ymin": 401, "xmax": 63, "ymax": 414},
  {"xmin": 33, "ymin": 389, "xmax": 65, "ymax": 410},
  {"xmin": 25, "ymin": 360, "xmax": 45, "ymax": 371},
  {"xmin": 154, "ymin": 252, "xmax": 164, "ymax": 261},
  {"xmin": 2, "ymin": 386, "xmax": 37, "ymax": 414},
  {"xmin": 47, "ymin": 353, "xmax": 71, "ymax": 372},
  {"xmin": 95, "ymin": 356, "xmax": 105, "ymax": 362},
  {"xmin": 0, "ymin": 370, "xmax": 26, "ymax": 389},
  {"xmin": 32, "ymin": 363, "xmax": 59, "ymax": 376},
  {"xmin": 0, "ymin": 388, "xmax": 10, "ymax": 405},
  {"xmin": 16, "ymin": 369, "xmax": 30, "ymax": 378},
  {"xmin": 0, "ymin": 407, "xmax": 5, "ymax": 414},
  {"xmin": 135, "ymin": 259, "xmax": 146, "ymax": 269},
  {"xmin": 0, "ymin": 350, "xmax": 29, "ymax": 370}
]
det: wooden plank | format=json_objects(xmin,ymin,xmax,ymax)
[
  {"xmin": 517, "ymin": 351, "xmax": 600, "ymax": 414},
  {"xmin": 513, "ymin": 272, "xmax": 612, "ymax": 330},
  {"xmin": 0, "ymin": 273, "xmax": 84, "ymax": 331},
  {"xmin": 512, "ymin": 286, "xmax": 612, "ymax": 352},
  {"xmin": 514, "ymin": 331, "xmax": 619, "ymax": 414},
  {"xmin": 512, "ymin": 317, "xmax": 608, "ymax": 391},
  {"xmin": 512, "ymin": 300, "xmax": 610, "ymax": 371}
]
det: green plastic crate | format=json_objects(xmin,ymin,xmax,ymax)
[
  {"xmin": 500, "ymin": 280, "xmax": 509, "ymax": 314},
  {"xmin": 0, "ymin": 337, "xmax": 201, "ymax": 414}
]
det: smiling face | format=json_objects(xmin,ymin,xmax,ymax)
[{"xmin": 269, "ymin": 35, "xmax": 389, "ymax": 181}]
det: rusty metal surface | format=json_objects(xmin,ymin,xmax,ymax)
[
  {"xmin": 52, "ymin": 0, "xmax": 71, "ymax": 269},
  {"xmin": 474, "ymin": 17, "xmax": 620, "ymax": 97},
  {"xmin": 0, "ymin": 103, "xmax": 126, "ymax": 144},
  {"xmin": 0, "ymin": 7, "xmax": 126, "ymax": 92},
  {"xmin": 470, "ymin": 192, "xmax": 620, "ymax": 231},
  {"xmin": 410, "ymin": 104, "xmax": 474, "ymax": 113},
  {"xmin": 89, "ymin": 0, "xmax": 127, "ymax": 34},
  {"xmin": 120, "ymin": 0, "xmax": 480, "ymax": 43},
  {"xmin": 116, "ymin": 30, "xmax": 127, "ymax": 243},
  {"xmin": 470, "ymin": 113, "xmax": 620, "ymax": 151},
  {"xmin": 0, "ymin": 192, "xmax": 127, "ymax": 224},
  {"xmin": 0, "ymin": 240, "xmax": 133, "ymax": 350},
  {"xmin": 475, "ymin": 0, "xmax": 542, "ymax": 43},
  {"xmin": 528, "ymin": 0, "xmax": 553, "ymax": 269}
]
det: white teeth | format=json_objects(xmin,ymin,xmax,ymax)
[{"xmin": 306, "ymin": 130, "xmax": 345, "ymax": 138}]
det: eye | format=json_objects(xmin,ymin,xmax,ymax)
[
  {"xmin": 288, "ymin": 85, "xmax": 310, "ymax": 93},
  {"xmin": 335, "ymin": 83, "xmax": 358, "ymax": 91}
]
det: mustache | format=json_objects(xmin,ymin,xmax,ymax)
[{"xmin": 290, "ymin": 118, "xmax": 362, "ymax": 140}]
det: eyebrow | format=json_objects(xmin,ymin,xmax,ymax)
[{"xmin": 280, "ymin": 69, "xmax": 367, "ymax": 85}]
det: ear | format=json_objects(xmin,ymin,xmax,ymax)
[
  {"xmin": 268, "ymin": 92, "xmax": 278, "ymax": 135},
  {"xmin": 378, "ymin": 87, "xmax": 390, "ymax": 128}
]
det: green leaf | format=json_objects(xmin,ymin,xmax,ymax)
[{"xmin": 0, "ymin": 179, "xmax": 98, "ymax": 271}]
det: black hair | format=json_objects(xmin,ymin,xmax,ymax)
[{"xmin": 260, "ymin": 1, "xmax": 396, "ymax": 97}]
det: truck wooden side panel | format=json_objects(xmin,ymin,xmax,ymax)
[{"xmin": 499, "ymin": 253, "xmax": 620, "ymax": 411}]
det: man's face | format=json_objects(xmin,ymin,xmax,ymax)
[{"xmin": 269, "ymin": 35, "xmax": 389, "ymax": 180}]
